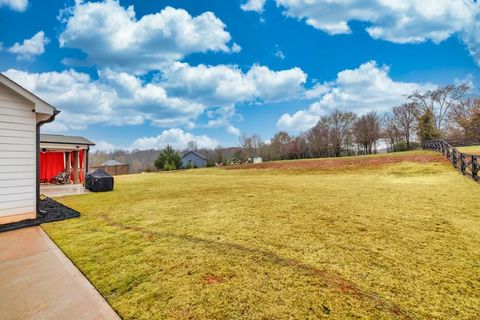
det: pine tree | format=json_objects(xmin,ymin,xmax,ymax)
[{"xmin": 154, "ymin": 145, "xmax": 181, "ymax": 170}]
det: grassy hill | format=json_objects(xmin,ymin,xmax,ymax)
[
  {"xmin": 43, "ymin": 151, "xmax": 480, "ymax": 319},
  {"xmin": 457, "ymin": 145, "xmax": 480, "ymax": 155}
]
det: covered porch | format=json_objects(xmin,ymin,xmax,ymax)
[{"xmin": 39, "ymin": 134, "xmax": 95, "ymax": 197}]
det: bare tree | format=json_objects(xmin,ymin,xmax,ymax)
[
  {"xmin": 353, "ymin": 111, "xmax": 381, "ymax": 154},
  {"xmin": 239, "ymin": 134, "xmax": 264, "ymax": 161},
  {"xmin": 383, "ymin": 114, "xmax": 403, "ymax": 152},
  {"xmin": 328, "ymin": 109, "xmax": 357, "ymax": 157},
  {"xmin": 270, "ymin": 131, "xmax": 291, "ymax": 160},
  {"xmin": 448, "ymin": 97, "xmax": 480, "ymax": 139},
  {"xmin": 408, "ymin": 84, "xmax": 469, "ymax": 133},
  {"xmin": 187, "ymin": 140, "xmax": 198, "ymax": 151},
  {"xmin": 392, "ymin": 102, "xmax": 418, "ymax": 150},
  {"xmin": 213, "ymin": 145, "xmax": 225, "ymax": 165},
  {"xmin": 306, "ymin": 117, "xmax": 330, "ymax": 157}
]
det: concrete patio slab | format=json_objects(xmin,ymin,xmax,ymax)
[
  {"xmin": 40, "ymin": 183, "xmax": 90, "ymax": 198},
  {"xmin": 0, "ymin": 227, "xmax": 119, "ymax": 320}
]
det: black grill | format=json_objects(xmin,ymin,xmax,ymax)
[{"xmin": 85, "ymin": 169, "xmax": 114, "ymax": 192}]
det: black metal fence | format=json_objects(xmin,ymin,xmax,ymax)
[{"xmin": 423, "ymin": 140, "xmax": 479, "ymax": 182}]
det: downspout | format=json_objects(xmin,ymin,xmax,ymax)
[
  {"xmin": 85, "ymin": 146, "xmax": 90, "ymax": 187},
  {"xmin": 36, "ymin": 109, "xmax": 60, "ymax": 215}
]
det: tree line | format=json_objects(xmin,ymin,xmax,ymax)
[
  {"xmin": 225, "ymin": 83, "xmax": 479, "ymax": 162},
  {"xmin": 90, "ymin": 83, "xmax": 480, "ymax": 171}
]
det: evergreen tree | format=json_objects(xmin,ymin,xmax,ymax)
[
  {"xmin": 154, "ymin": 145, "xmax": 181, "ymax": 170},
  {"xmin": 417, "ymin": 110, "xmax": 440, "ymax": 143}
]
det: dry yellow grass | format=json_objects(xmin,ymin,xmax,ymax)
[
  {"xmin": 457, "ymin": 145, "xmax": 480, "ymax": 155},
  {"xmin": 43, "ymin": 151, "xmax": 480, "ymax": 319}
]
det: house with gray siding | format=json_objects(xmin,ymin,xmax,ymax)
[{"xmin": 181, "ymin": 151, "xmax": 207, "ymax": 168}]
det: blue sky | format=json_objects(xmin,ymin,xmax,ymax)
[{"xmin": 1, "ymin": 0, "xmax": 479, "ymax": 150}]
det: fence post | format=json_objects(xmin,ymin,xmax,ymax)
[
  {"xmin": 460, "ymin": 153, "xmax": 466, "ymax": 175},
  {"xmin": 473, "ymin": 156, "xmax": 478, "ymax": 181},
  {"xmin": 452, "ymin": 149, "xmax": 457, "ymax": 168}
]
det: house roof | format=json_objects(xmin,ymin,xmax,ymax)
[
  {"xmin": 103, "ymin": 160, "xmax": 124, "ymax": 166},
  {"xmin": 0, "ymin": 73, "xmax": 58, "ymax": 116},
  {"xmin": 181, "ymin": 150, "xmax": 206, "ymax": 160},
  {"xmin": 40, "ymin": 134, "xmax": 95, "ymax": 146}
]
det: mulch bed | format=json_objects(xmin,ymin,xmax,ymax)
[{"xmin": 0, "ymin": 198, "xmax": 80, "ymax": 233}]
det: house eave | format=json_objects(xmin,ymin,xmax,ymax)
[{"xmin": 0, "ymin": 73, "xmax": 57, "ymax": 116}]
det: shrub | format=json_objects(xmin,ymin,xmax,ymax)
[
  {"xmin": 408, "ymin": 142, "xmax": 421, "ymax": 150},
  {"xmin": 230, "ymin": 156, "xmax": 241, "ymax": 165},
  {"xmin": 393, "ymin": 141, "xmax": 407, "ymax": 152},
  {"xmin": 163, "ymin": 161, "xmax": 176, "ymax": 171},
  {"xmin": 206, "ymin": 161, "xmax": 215, "ymax": 167}
]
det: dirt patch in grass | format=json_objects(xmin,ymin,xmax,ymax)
[
  {"xmin": 203, "ymin": 274, "xmax": 223, "ymax": 285},
  {"xmin": 226, "ymin": 153, "xmax": 446, "ymax": 171}
]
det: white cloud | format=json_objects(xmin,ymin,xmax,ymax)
[
  {"xmin": 3, "ymin": 59, "xmax": 307, "ymax": 137},
  {"xmin": 40, "ymin": 121, "xmax": 69, "ymax": 134},
  {"xmin": 275, "ymin": 50, "xmax": 285, "ymax": 60},
  {"xmin": 130, "ymin": 128, "xmax": 219, "ymax": 150},
  {"xmin": 4, "ymin": 61, "xmax": 307, "ymax": 136},
  {"xmin": 277, "ymin": 61, "xmax": 434, "ymax": 132},
  {"xmin": 158, "ymin": 62, "xmax": 307, "ymax": 134},
  {"xmin": 461, "ymin": 20, "xmax": 480, "ymax": 66},
  {"xmin": 161, "ymin": 62, "xmax": 307, "ymax": 106},
  {"xmin": 3, "ymin": 68, "xmax": 204, "ymax": 131},
  {"xmin": 226, "ymin": 125, "xmax": 241, "ymax": 136},
  {"xmin": 7, "ymin": 31, "xmax": 48, "ymax": 60},
  {"xmin": 275, "ymin": 0, "xmax": 478, "ymax": 42},
  {"xmin": 247, "ymin": 0, "xmax": 480, "ymax": 64},
  {"xmin": 0, "ymin": 0, "xmax": 27, "ymax": 11},
  {"xmin": 59, "ymin": 0, "xmax": 237, "ymax": 74},
  {"xmin": 92, "ymin": 140, "xmax": 118, "ymax": 152},
  {"xmin": 241, "ymin": 0, "xmax": 267, "ymax": 13},
  {"xmin": 277, "ymin": 110, "xmax": 320, "ymax": 132},
  {"xmin": 231, "ymin": 43, "xmax": 242, "ymax": 53}
]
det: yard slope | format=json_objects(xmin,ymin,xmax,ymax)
[{"xmin": 43, "ymin": 151, "xmax": 480, "ymax": 319}]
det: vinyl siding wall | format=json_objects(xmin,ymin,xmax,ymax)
[{"xmin": 0, "ymin": 84, "xmax": 36, "ymax": 222}]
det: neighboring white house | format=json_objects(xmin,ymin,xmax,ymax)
[
  {"xmin": 0, "ymin": 73, "xmax": 58, "ymax": 224},
  {"xmin": 253, "ymin": 157, "xmax": 263, "ymax": 164}
]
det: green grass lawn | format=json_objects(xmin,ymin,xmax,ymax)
[
  {"xmin": 457, "ymin": 145, "xmax": 480, "ymax": 155},
  {"xmin": 43, "ymin": 151, "xmax": 480, "ymax": 319}
]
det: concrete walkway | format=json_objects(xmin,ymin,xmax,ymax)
[{"xmin": 0, "ymin": 227, "xmax": 120, "ymax": 320}]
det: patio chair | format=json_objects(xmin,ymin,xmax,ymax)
[
  {"xmin": 50, "ymin": 171, "xmax": 71, "ymax": 184},
  {"xmin": 49, "ymin": 171, "xmax": 63, "ymax": 184}
]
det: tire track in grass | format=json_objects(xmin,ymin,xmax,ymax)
[{"xmin": 100, "ymin": 214, "xmax": 413, "ymax": 319}]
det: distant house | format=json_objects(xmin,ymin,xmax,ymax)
[
  {"xmin": 181, "ymin": 151, "xmax": 207, "ymax": 168},
  {"xmin": 253, "ymin": 157, "xmax": 263, "ymax": 164},
  {"xmin": 89, "ymin": 159, "xmax": 129, "ymax": 176},
  {"xmin": 103, "ymin": 160, "xmax": 124, "ymax": 166}
]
